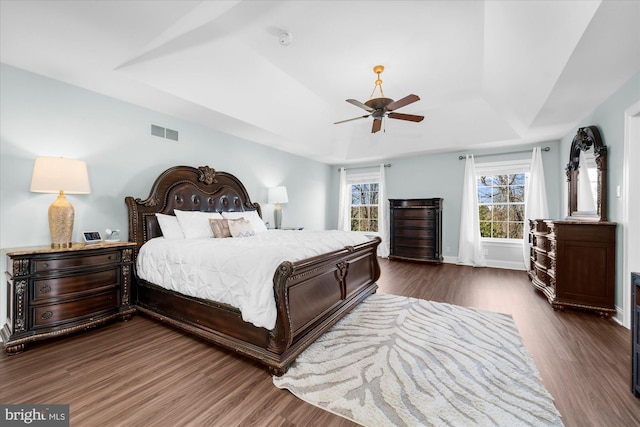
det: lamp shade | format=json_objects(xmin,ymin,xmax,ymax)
[
  {"xmin": 268, "ymin": 186, "xmax": 288, "ymax": 204},
  {"xmin": 30, "ymin": 157, "xmax": 91, "ymax": 194}
]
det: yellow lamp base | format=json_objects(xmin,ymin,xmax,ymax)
[{"xmin": 48, "ymin": 191, "xmax": 74, "ymax": 248}]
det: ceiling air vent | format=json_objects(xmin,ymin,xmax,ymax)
[{"xmin": 151, "ymin": 124, "xmax": 179, "ymax": 141}]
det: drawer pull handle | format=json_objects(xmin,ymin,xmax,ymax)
[
  {"xmin": 42, "ymin": 263, "xmax": 48, "ymax": 268},
  {"xmin": 39, "ymin": 285, "xmax": 52, "ymax": 294},
  {"xmin": 41, "ymin": 311, "xmax": 53, "ymax": 320}
]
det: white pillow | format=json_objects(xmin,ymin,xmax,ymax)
[
  {"xmin": 222, "ymin": 210, "xmax": 268, "ymax": 233},
  {"xmin": 155, "ymin": 213, "xmax": 184, "ymax": 239},
  {"xmin": 174, "ymin": 209, "xmax": 223, "ymax": 238}
]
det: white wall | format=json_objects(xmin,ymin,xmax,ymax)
[{"xmin": 0, "ymin": 64, "xmax": 333, "ymax": 328}]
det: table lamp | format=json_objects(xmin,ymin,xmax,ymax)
[
  {"xmin": 268, "ymin": 186, "xmax": 288, "ymax": 229},
  {"xmin": 30, "ymin": 157, "xmax": 91, "ymax": 248}
]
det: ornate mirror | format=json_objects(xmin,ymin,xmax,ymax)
[{"xmin": 566, "ymin": 125, "xmax": 608, "ymax": 221}]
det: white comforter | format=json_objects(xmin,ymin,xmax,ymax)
[{"xmin": 136, "ymin": 230, "xmax": 372, "ymax": 330}]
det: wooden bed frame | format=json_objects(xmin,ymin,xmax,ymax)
[{"xmin": 125, "ymin": 165, "xmax": 380, "ymax": 375}]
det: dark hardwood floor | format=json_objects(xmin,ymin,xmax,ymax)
[{"xmin": 2, "ymin": 259, "xmax": 639, "ymax": 426}]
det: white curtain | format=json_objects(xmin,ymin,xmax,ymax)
[
  {"xmin": 378, "ymin": 164, "xmax": 390, "ymax": 258},
  {"xmin": 337, "ymin": 168, "xmax": 350, "ymax": 231},
  {"xmin": 457, "ymin": 155, "xmax": 486, "ymax": 267},
  {"xmin": 522, "ymin": 147, "xmax": 549, "ymax": 270}
]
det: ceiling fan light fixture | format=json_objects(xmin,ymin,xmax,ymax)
[{"xmin": 334, "ymin": 65, "xmax": 424, "ymax": 133}]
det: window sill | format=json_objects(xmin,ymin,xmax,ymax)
[{"xmin": 481, "ymin": 239, "xmax": 523, "ymax": 247}]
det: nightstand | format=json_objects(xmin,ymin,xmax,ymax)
[{"xmin": 1, "ymin": 241, "xmax": 136, "ymax": 354}]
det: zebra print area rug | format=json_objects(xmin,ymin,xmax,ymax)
[{"xmin": 273, "ymin": 293, "xmax": 563, "ymax": 426}]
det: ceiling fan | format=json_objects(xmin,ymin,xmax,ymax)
[{"xmin": 334, "ymin": 65, "xmax": 424, "ymax": 133}]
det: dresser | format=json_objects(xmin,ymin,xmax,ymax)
[
  {"xmin": 528, "ymin": 219, "xmax": 616, "ymax": 317},
  {"xmin": 633, "ymin": 272, "xmax": 640, "ymax": 397},
  {"xmin": 389, "ymin": 198, "xmax": 443, "ymax": 263},
  {"xmin": 1, "ymin": 242, "xmax": 136, "ymax": 354}
]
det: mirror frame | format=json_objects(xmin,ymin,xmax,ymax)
[{"xmin": 566, "ymin": 125, "xmax": 607, "ymax": 221}]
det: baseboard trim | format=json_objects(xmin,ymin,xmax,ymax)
[
  {"xmin": 443, "ymin": 256, "xmax": 525, "ymax": 271},
  {"xmin": 613, "ymin": 305, "xmax": 627, "ymax": 328}
]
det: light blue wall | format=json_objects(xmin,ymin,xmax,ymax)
[
  {"xmin": 558, "ymin": 72, "xmax": 640, "ymax": 309},
  {"xmin": 0, "ymin": 64, "xmax": 333, "ymax": 324},
  {"xmin": 328, "ymin": 72, "xmax": 639, "ymax": 311},
  {"xmin": 329, "ymin": 143, "xmax": 563, "ymax": 262},
  {"xmin": 2, "ymin": 62, "xmax": 637, "ymax": 327}
]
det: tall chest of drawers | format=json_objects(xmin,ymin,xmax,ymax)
[
  {"xmin": 389, "ymin": 198, "xmax": 443, "ymax": 263},
  {"xmin": 2, "ymin": 242, "xmax": 136, "ymax": 354}
]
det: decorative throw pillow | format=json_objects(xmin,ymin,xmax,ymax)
[
  {"xmin": 155, "ymin": 213, "xmax": 184, "ymax": 239},
  {"xmin": 209, "ymin": 218, "xmax": 231, "ymax": 238},
  {"xmin": 174, "ymin": 210, "xmax": 223, "ymax": 238},
  {"xmin": 228, "ymin": 218, "xmax": 256, "ymax": 238},
  {"xmin": 222, "ymin": 210, "xmax": 268, "ymax": 233}
]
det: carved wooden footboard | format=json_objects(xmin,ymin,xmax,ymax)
[{"xmin": 126, "ymin": 165, "xmax": 380, "ymax": 375}]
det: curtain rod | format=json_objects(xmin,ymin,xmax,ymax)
[
  {"xmin": 458, "ymin": 146, "xmax": 550, "ymax": 160},
  {"xmin": 337, "ymin": 163, "xmax": 391, "ymax": 171}
]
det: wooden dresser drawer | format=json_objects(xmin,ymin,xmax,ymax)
[
  {"xmin": 32, "ymin": 290, "xmax": 119, "ymax": 328},
  {"xmin": 534, "ymin": 249, "xmax": 549, "ymax": 268},
  {"xmin": 393, "ymin": 218, "xmax": 435, "ymax": 229},
  {"xmin": 535, "ymin": 236, "xmax": 549, "ymax": 251},
  {"xmin": 393, "ymin": 246, "xmax": 435, "ymax": 260},
  {"xmin": 34, "ymin": 251, "xmax": 120, "ymax": 272},
  {"xmin": 393, "ymin": 237, "xmax": 434, "ymax": 248},
  {"xmin": 394, "ymin": 228, "xmax": 435, "ymax": 239},
  {"xmin": 32, "ymin": 269, "xmax": 119, "ymax": 302},
  {"xmin": 534, "ymin": 263, "xmax": 548, "ymax": 285},
  {"xmin": 393, "ymin": 208, "xmax": 435, "ymax": 219}
]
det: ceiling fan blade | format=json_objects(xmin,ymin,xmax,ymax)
[
  {"xmin": 388, "ymin": 112, "xmax": 425, "ymax": 122},
  {"xmin": 346, "ymin": 99, "xmax": 375, "ymax": 112},
  {"xmin": 372, "ymin": 118, "xmax": 382, "ymax": 133},
  {"xmin": 386, "ymin": 94, "xmax": 420, "ymax": 111},
  {"xmin": 334, "ymin": 114, "xmax": 370, "ymax": 124}
]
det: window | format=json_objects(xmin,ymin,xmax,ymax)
[
  {"xmin": 350, "ymin": 182, "xmax": 379, "ymax": 232},
  {"xmin": 475, "ymin": 160, "xmax": 530, "ymax": 240}
]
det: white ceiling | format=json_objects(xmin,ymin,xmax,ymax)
[{"xmin": 1, "ymin": 1, "xmax": 638, "ymax": 164}]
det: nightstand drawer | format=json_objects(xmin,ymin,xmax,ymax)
[
  {"xmin": 32, "ymin": 269, "xmax": 119, "ymax": 302},
  {"xmin": 34, "ymin": 252, "xmax": 119, "ymax": 273},
  {"xmin": 32, "ymin": 290, "xmax": 119, "ymax": 328}
]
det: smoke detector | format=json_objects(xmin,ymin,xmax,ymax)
[{"xmin": 278, "ymin": 32, "xmax": 292, "ymax": 46}]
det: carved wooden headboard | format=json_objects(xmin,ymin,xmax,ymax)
[{"xmin": 125, "ymin": 165, "xmax": 261, "ymax": 254}]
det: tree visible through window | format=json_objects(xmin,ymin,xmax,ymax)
[
  {"xmin": 350, "ymin": 183, "xmax": 379, "ymax": 232},
  {"xmin": 478, "ymin": 174, "xmax": 525, "ymax": 239}
]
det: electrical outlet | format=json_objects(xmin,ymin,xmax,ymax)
[
  {"xmin": 446, "ymin": 246, "xmax": 450, "ymax": 253},
  {"xmin": 483, "ymin": 249, "xmax": 489, "ymax": 255}
]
